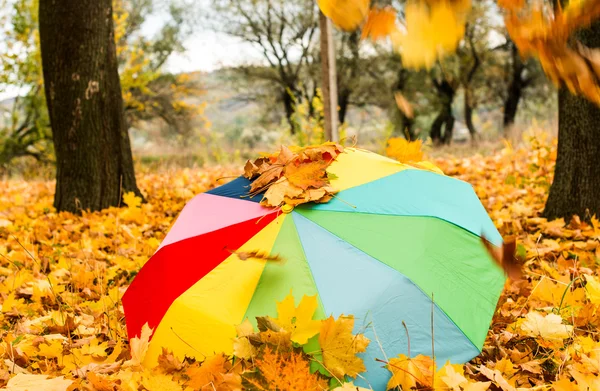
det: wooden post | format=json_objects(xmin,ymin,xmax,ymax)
[{"xmin": 319, "ymin": 11, "xmax": 339, "ymax": 142}]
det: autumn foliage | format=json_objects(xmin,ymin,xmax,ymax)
[{"xmin": 3, "ymin": 131, "xmax": 600, "ymax": 389}]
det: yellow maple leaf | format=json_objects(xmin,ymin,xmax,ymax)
[
  {"xmin": 386, "ymin": 354, "xmax": 434, "ymax": 390},
  {"xmin": 124, "ymin": 322, "xmax": 153, "ymax": 368},
  {"xmin": 233, "ymin": 319, "xmax": 256, "ymax": 360},
  {"xmin": 435, "ymin": 362, "xmax": 467, "ymax": 389},
  {"xmin": 123, "ymin": 192, "xmax": 142, "ymax": 209},
  {"xmin": 319, "ymin": 315, "xmax": 370, "ymax": 379},
  {"xmin": 584, "ymin": 274, "xmax": 600, "ymax": 305},
  {"xmin": 519, "ymin": 312, "xmax": 573, "ymax": 341},
  {"xmin": 4, "ymin": 373, "xmax": 73, "ymax": 391},
  {"xmin": 271, "ymin": 293, "xmax": 322, "ymax": 345}
]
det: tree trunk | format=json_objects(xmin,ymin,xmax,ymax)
[
  {"xmin": 392, "ymin": 69, "xmax": 416, "ymax": 139},
  {"xmin": 464, "ymin": 88, "xmax": 477, "ymax": 141},
  {"xmin": 544, "ymin": 21, "xmax": 600, "ymax": 220},
  {"xmin": 338, "ymin": 88, "xmax": 350, "ymax": 124},
  {"xmin": 503, "ymin": 42, "xmax": 525, "ymax": 132},
  {"xmin": 319, "ymin": 11, "xmax": 339, "ymax": 142},
  {"xmin": 39, "ymin": 0, "xmax": 141, "ymax": 213},
  {"xmin": 282, "ymin": 89, "xmax": 299, "ymax": 134},
  {"xmin": 431, "ymin": 79, "xmax": 455, "ymax": 145}
]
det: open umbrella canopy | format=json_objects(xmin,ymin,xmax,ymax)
[{"xmin": 122, "ymin": 147, "xmax": 505, "ymax": 390}]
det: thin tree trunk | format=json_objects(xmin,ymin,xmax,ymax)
[
  {"xmin": 39, "ymin": 0, "xmax": 141, "ymax": 213},
  {"xmin": 431, "ymin": 79, "xmax": 456, "ymax": 145},
  {"xmin": 282, "ymin": 89, "xmax": 298, "ymax": 135},
  {"xmin": 319, "ymin": 11, "xmax": 339, "ymax": 142},
  {"xmin": 503, "ymin": 42, "xmax": 525, "ymax": 132},
  {"xmin": 544, "ymin": 21, "xmax": 600, "ymax": 220},
  {"xmin": 464, "ymin": 88, "xmax": 477, "ymax": 141},
  {"xmin": 392, "ymin": 69, "xmax": 415, "ymax": 139}
]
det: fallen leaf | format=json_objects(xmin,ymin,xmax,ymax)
[{"xmin": 319, "ymin": 315, "xmax": 369, "ymax": 379}]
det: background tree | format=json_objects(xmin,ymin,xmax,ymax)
[
  {"xmin": 211, "ymin": 0, "xmax": 318, "ymax": 134},
  {"xmin": 0, "ymin": 0, "xmax": 202, "ymax": 167},
  {"xmin": 39, "ymin": 0, "xmax": 142, "ymax": 212}
]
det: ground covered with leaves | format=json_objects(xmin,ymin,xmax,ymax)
[{"xmin": 1, "ymin": 131, "xmax": 599, "ymax": 390}]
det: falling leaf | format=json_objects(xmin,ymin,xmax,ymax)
[
  {"xmin": 317, "ymin": 0, "xmax": 370, "ymax": 31},
  {"xmin": 319, "ymin": 315, "xmax": 369, "ymax": 379},
  {"xmin": 386, "ymin": 137, "xmax": 424, "ymax": 163},
  {"xmin": 481, "ymin": 235, "xmax": 524, "ymax": 280},
  {"xmin": 394, "ymin": 92, "xmax": 414, "ymax": 119},
  {"xmin": 361, "ymin": 7, "xmax": 398, "ymax": 41}
]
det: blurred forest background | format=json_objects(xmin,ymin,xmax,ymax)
[{"xmin": 1, "ymin": 0, "xmax": 558, "ymax": 177}]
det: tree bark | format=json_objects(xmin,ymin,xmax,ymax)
[
  {"xmin": 544, "ymin": 21, "xmax": 600, "ymax": 220},
  {"xmin": 464, "ymin": 88, "xmax": 477, "ymax": 141},
  {"xmin": 431, "ymin": 79, "xmax": 456, "ymax": 145},
  {"xmin": 502, "ymin": 42, "xmax": 526, "ymax": 132},
  {"xmin": 392, "ymin": 69, "xmax": 416, "ymax": 139},
  {"xmin": 39, "ymin": 0, "xmax": 141, "ymax": 213},
  {"xmin": 319, "ymin": 11, "xmax": 339, "ymax": 142}
]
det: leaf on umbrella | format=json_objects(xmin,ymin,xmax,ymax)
[
  {"xmin": 263, "ymin": 178, "xmax": 304, "ymax": 207},
  {"xmin": 319, "ymin": 315, "xmax": 370, "ymax": 379},
  {"xmin": 284, "ymin": 161, "xmax": 329, "ymax": 190},
  {"xmin": 271, "ymin": 294, "xmax": 322, "ymax": 345},
  {"xmin": 481, "ymin": 235, "xmax": 524, "ymax": 280},
  {"xmin": 243, "ymin": 142, "xmax": 344, "ymax": 208},
  {"xmin": 386, "ymin": 354, "xmax": 434, "ymax": 390}
]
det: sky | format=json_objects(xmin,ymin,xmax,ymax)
[{"xmin": 0, "ymin": 8, "xmax": 263, "ymax": 101}]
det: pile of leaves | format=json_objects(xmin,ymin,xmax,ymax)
[
  {"xmin": 2, "ymin": 129, "xmax": 600, "ymax": 389},
  {"xmin": 243, "ymin": 142, "xmax": 344, "ymax": 208}
]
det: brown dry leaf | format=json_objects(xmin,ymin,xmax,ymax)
[
  {"xmin": 157, "ymin": 347, "xmax": 183, "ymax": 374},
  {"xmin": 481, "ymin": 235, "xmax": 524, "ymax": 280},
  {"xmin": 284, "ymin": 161, "xmax": 329, "ymax": 190},
  {"xmin": 319, "ymin": 315, "xmax": 369, "ymax": 379},
  {"xmin": 262, "ymin": 178, "xmax": 303, "ymax": 207},
  {"xmin": 478, "ymin": 365, "xmax": 515, "ymax": 391}
]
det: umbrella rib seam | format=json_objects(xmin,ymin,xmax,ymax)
[{"xmin": 293, "ymin": 213, "xmax": 483, "ymax": 352}]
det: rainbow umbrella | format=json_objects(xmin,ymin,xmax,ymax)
[{"xmin": 122, "ymin": 147, "xmax": 505, "ymax": 390}]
